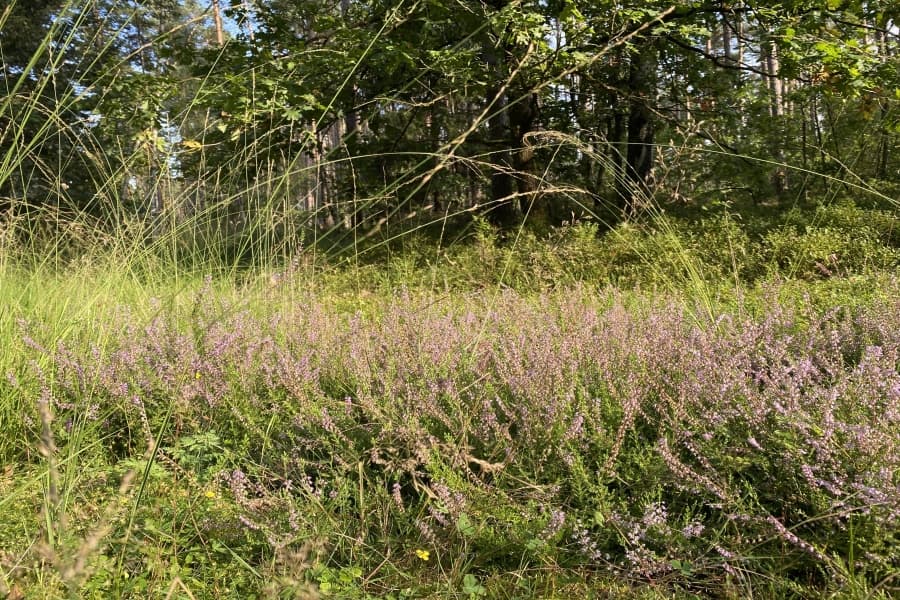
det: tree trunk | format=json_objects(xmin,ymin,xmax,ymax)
[
  {"xmin": 483, "ymin": 42, "xmax": 521, "ymax": 229},
  {"xmin": 211, "ymin": 0, "xmax": 224, "ymax": 46},
  {"xmin": 617, "ymin": 39, "xmax": 658, "ymax": 216},
  {"xmin": 722, "ymin": 15, "xmax": 732, "ymax": 61},
  {"xmin": 341, "ymin": 0, "xmax": 359, "ymax": 140},
  {"xmin": 508, "ymin": 92, "xmax": 540, "ymax": 217},
  {"xmin": 875, "ymin": 21, "xmax": 890, "ymax": 178},
  {"xmin": 487, "ymin": 86, "xmax": 519, "ymax": 227},
  {"xmin": 764, "ymin": 39, "xmax": 787, "ymax": 196}
]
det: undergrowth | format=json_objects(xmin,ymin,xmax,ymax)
[{"xmin": 1, "ymin": 230, "xmax": 899, "ymax": 597}]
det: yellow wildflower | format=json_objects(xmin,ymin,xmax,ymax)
[{"xmin": 415, "ymin": 549, "xmax": 430, "ymax": 561}]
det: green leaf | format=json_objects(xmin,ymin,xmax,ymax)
[
  {"xmin": 457, "ymin": 513, "xmax": 476, "ymax": 537},
  {"xmin": 462, "ymin": 574, "xmax": 486, "ymax": 596},
  {"xmin": 559, "ymin": 0, "xmax": 585, "ymax": 22},
  {"xmin": 669, "ymin": 559, "xmax": 694, "ymax": 575}
]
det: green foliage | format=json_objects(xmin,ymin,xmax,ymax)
[
  {"xmin": 4, "ymin": 0, "xmax": 897, "ymax": 252},
  {"xmin": 762, "ymin": 202, "xmax": 900, "ymax": 278},
  {"xmin": 322, "ymin": 198, "xmax": 897, "ymax": 293}
]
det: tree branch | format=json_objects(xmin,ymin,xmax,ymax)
[{"xmin": 664, "ymin": 34, "xmax": 772, "ymax": 78}]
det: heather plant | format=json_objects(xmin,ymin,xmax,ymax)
[{"xmin": 3, "ymin": 273, "xmax": 899, "ymax": 597}]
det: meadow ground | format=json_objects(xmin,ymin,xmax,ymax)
[{"xmin": 1, "ymin": 202, "xmax": 899, "ymax": 599}]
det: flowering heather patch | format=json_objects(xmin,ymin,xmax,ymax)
[{"xmin": 6, "ymin": 281, "xmax": 900, "ymax": 596}]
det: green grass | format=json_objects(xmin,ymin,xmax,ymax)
[{"xmin": 2, "ymin": 212, "xmax": 900, "ymax": 598}]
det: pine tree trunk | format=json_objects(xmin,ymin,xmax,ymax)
[
  {"xmin": 211, "ymin": 0, "xmax": 224, "ymax": 45},
  {"xmin": 764, "ymin": 39, "xmax": 787, "ymax": 196}
]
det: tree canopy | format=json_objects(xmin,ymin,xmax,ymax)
[{"xmin": 1, "ymin": 0, "xmax": 897, "ymax": 234}]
